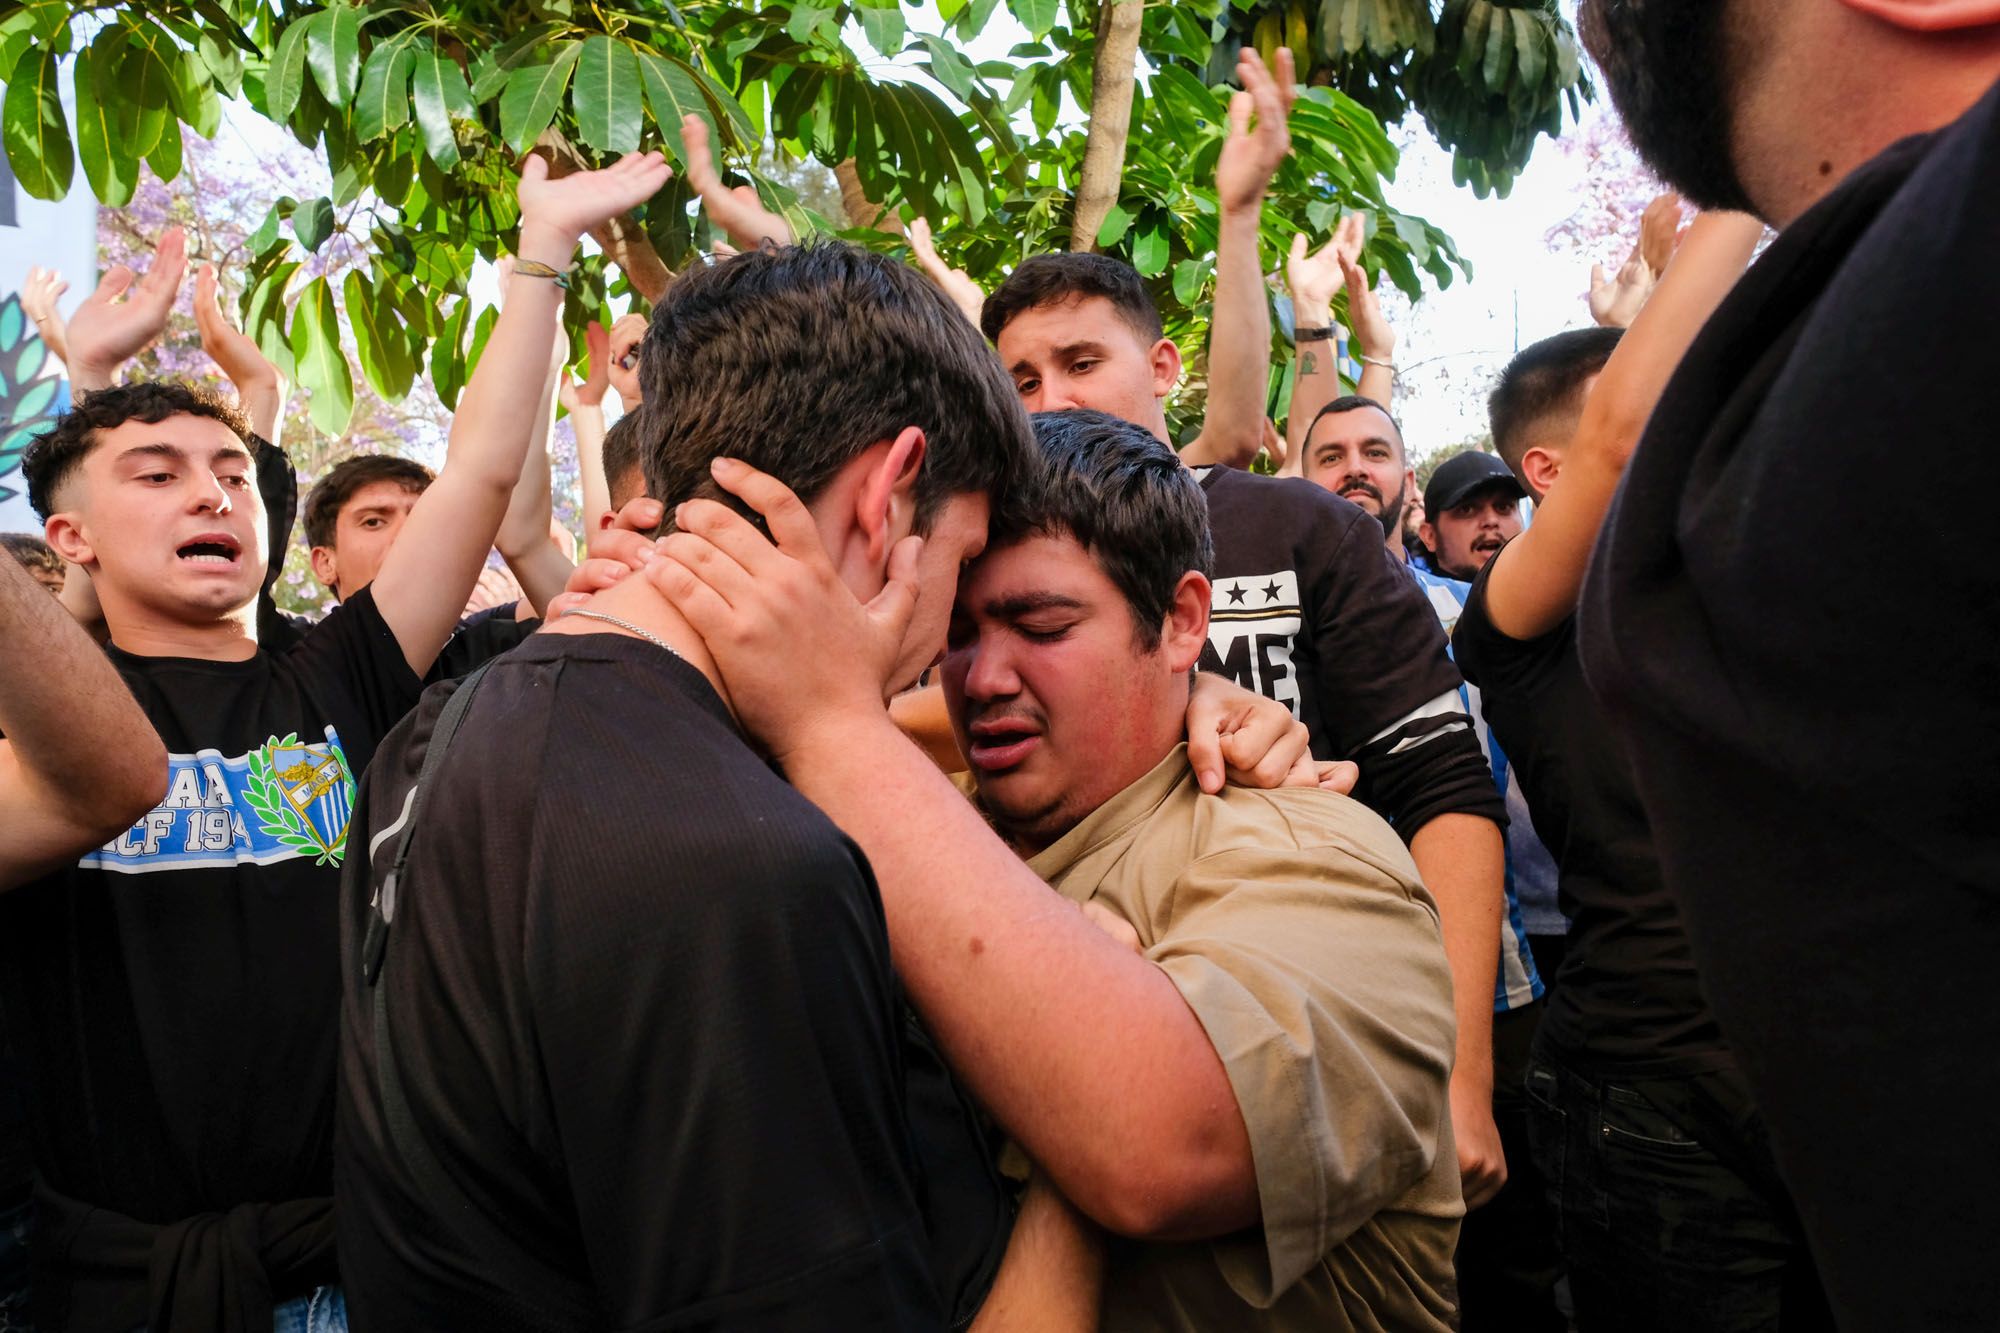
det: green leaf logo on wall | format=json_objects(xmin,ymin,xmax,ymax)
[
  {"xmin": 0, "ymin": 293, "xmax": 64, "ymax": 505},
  {"xmin": 244, "ymin": 732, "xmax": 356, "ymax": 867}
]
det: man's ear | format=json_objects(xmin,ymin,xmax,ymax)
[
  {"xmin": 1838, "ymin": 0, "xmax": 2000, "ymax": 31},
  {"xmin": 1519, "ymin": 445, "xmax": 1562, "ymax": 499},
  {"xmin": 856, "ymin": 426, "xmax": 927, "ymax": 564},
  {"xmin": 1417, "ymin": 518, "xmax": 1438, "ymax": 554},
  {"xmin": 1162, "ymin": 570, "xmax": 1211, "ymax": 673},
  {"xmin": 44, "ymin": 514, "xmax": 93, "ymax": 569},
  {"xmin": 308, "ymin": 545, "xmax": 340, "ymax": 593},
  {"xmin": 1149, "ymin": 337, "xmax": 1185, "ymax": 399}
]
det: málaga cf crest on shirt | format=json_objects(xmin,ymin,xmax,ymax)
[{"xmin": 79, "ymin": 727, "xmax": 357, "ymax": 872}]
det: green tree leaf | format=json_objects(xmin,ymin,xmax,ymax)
[
  {"xmin": 74, "ymin": 39, "xmax": 138, "ymax": 206},
  {"xmin": 498, "ymin": 42, "xmax": 580, "ymax": 153},
  {"xmin": 574, "ymin": 35, "xmax": 642, "ymax": 154},
  {"xmin": 355, "ymin": 31, "xmax": 417, "ymax": 142},
  {"xmin": 167, "ymin": 43, "xmax": 223, "ymax": 139},
  {"xmin": 344, "ymin": 269, "xmax": 414, "ymax": 400},
  {"xmin": 290, "ymin": 276, "xmax": 355, "ymax": 435},
  {"xmin": 305, "ymin": 5, "xmax": 363, "ymax": 104},
  {"xmin": 1011, "ymin": 0, "xmax": 1059, "ymax": 39},
  {"xmin": 293, "ymin": 194, "xmax": 335, "ymax": 252},
  {"xmin": 264, "ymin": 14, "xmax": 312, "ymax": 122},
  {"xmin": 636, "ymin": 50, "xmax": 711, "ymax": 166},
  {"xmin": 859, "ymin": 2, "xmax": 905, "ymax": 58},
  {"xmin": 2, "ymin": 49, "xmax": 71, "ymax": 200},
  {"xmin": 411, "ymin": 40, "xmax": 473, "ymax": 167}
]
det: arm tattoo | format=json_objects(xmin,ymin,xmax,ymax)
[{"xmin": 1300, "ymin": 351, "xmax": 1319, "ymax": 377}]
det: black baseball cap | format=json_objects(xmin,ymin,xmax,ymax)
[{"xmin": 1424, "ymin": 451, "xmax": 1526, "ymax": 521}]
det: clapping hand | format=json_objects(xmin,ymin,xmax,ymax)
[
  {"xmin": 1215, "ymin": 47, "xmax": 1297, "ymax": 216},
  {"xmin": 64, "ymin": 226, "xmax": 188, "ymax": 389},
  {"xmin": 678, "ymin": 115, "xmax": 794, "ymax": 250},
  {"xmin": 517, "ymin": 150, "xmax": 672, "ymax": 255},
  {"xmin": 22, "ymin": 266, "xmax": 69, "ymax": 366}
]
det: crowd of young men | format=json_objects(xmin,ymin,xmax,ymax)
[{"xmin": 2, "ymin": 4, "xmax": 1997, "ymax": 1328}]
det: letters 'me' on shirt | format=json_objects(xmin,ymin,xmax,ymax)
[
  {"xmin": 1011, "ymin": 745, "xmax": 1462, "ymax": 1332},
  {"xmin": 0, "ymin": 587, "xmax": 422, "ymax": 1226},
  {"xmin": 1194, "ymin": 466, "xmax": 1503, "ymax": 840},
  {"xmin": 337, "ymin": 633, "xmax": 1001, "ymax": 1332}
]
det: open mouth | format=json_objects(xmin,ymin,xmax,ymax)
[
  {"xmin": 967, "ymin": 718, "xmax": 1042, "ymax": 772},
  {"xmin": 1472, "ymin": 536, "xmax": 1505, "ymax": 556},
  {"xmin": 176, "ymin": 536, "xmax": 242, "ymax": 567}
]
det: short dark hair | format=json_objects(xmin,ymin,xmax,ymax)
[
  {"xmin": 24, "ymin": 381, "xmax": 252, "ymax": 520},
  {"xmin": 1307, "ymin": 394, "xmax": 1406, "ymax": 459},
  {"xmin": 1, "ymin": 532, "xmax": 62, "ymax": 578},
  {"xmin": 980, "ymin": 252, "xmax": 1164, "ymax": 348},
  {"xmin": 638, "ymin": 240, "xmax": 1029, "ymax": 534},
  {"xmin": 1489, "ymin": 328, "xmax": 1624, "ymax": 476},
  {"xmin": 601, "ymin": 411, "xmax": 646, "ymax": 510},
  {"xmin": 997, "ymin": 409, "xmax": 1213, "ymax": 650},
  {"xmin": 301, "ymin": 454, "xmax": 436, "ymax": 550}
]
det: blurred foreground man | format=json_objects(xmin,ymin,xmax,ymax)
[{"xmin": 1576, "ymin": 1, "xmax": 2000, "ymax": 1327}]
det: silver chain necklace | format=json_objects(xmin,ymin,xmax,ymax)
[{"xmin": 559, "ymin": 608, "xmax": 685, "ymax": 661}]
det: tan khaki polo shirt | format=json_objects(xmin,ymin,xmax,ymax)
[{"xmin": 1016, "ymin": 745, "xmax": 1463, "ymax": 1332}]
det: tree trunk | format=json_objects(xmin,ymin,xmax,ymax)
[
  {"xmin": 835, "ymin": 159, "xmax": 899, "ymax": 234},
  {"xmin": 1068, "ymin": 0, "xmax": 1144, "ymax": 253},
  {"xmin": 533, "ymin": 130, "xmax": 675, "ymax": 302}
]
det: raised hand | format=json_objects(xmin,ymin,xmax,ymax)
[
  {"xmin": 560, "ymin": 322, "xmax": 613, "ymax": 412},
  {"xmin": 1214, "ymin": 47, "xmax": 1297, "ymax": 216},
  {"xmin": 193, "ymin": 262, "xmax": 287, "ymax": 442},
  {"xmin": 678, "ymin": 115, "xmax": 794, "ymax": 250},
  {"xmin": 64, "ymin": 225, "xmax": 188, "ymax": 391},
  {"xmin": 1338, "ymin": 249, "xmax": 1395, "ymax": 362},
  {"xmin": 21, "ymin": 266, "xmax": 69, "ymax": 366},
  {"xmin": 605, "ymin": 312, "xmax": 648, "ymax": 408},
  {"xmin": 517, "ymin": 150, "xmax": 672, "ymax": 255},
  {"xmin": 1588, "ymin": 242, "xmax": 1657, "ymax": 329},
  {"xmin": 1638, "ymin": 191, "xmax": 1684, "ymax": 275},
  {"xmin": 907, "ymin": 217, "xmax": 986, "ymax": 327}
]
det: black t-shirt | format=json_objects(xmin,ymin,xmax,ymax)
[
  {"xmin": 1578, "ymin": 78, "xmax": 2000, "ymax": 1331},
  {"xmin": 1453, "ymin": 570, "xmax": 1730, "ymax": 1077},
  {"xmin": 426, "ymin": 601, "xmax": 537, "ymax": 682},
  {"xmin": 337, "ymin": 633, "xmax": 1003, "ymax": 1332},
  {"xmin": 1194, "ymin": 465, "xmax": 1503, "ymax": 837},
  {"xmin": 0, "ymin": 588, "xmax": 422, "ymax": 1226}
]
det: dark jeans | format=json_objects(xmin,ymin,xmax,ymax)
[
  {"xmin": 1524, "ymin": 1051, "xmax": 1833, "ymax": 1333},
  {"xmin": 1457, "ymin": 1000, "xmax": 1565, "ymax": 1332}
]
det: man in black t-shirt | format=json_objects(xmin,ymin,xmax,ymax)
[
  {"xmin": 1574, "ymin": 4, "xmax": 2000, "ymax": 1327},
  {"xmin": 1455, "ymin": 220, "xmax": 1829, "ymax": 1332},
  {"xmin": 7, "ymin": 153, "xmax": 671, "ymax": 1332},
  {"xmin": 298, "ymin": 453, "xmax": 546, "ymax": 681},
  {"xmin": 337, "ymin": 242, "xmax": 1099, "ymax": 1331}
]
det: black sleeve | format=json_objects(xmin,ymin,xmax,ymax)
[
  {"xmin": 287, "ymin": 585, "xmax": 426, "ymax": 752},
  {"xmin": 1307, "ymin": 517, "xmax": 1505, "ymax": 840},
  {"xmin": 1452, "ymin": 556, "xmax": 1558, "ymax": 698},
  {"xmin": 523, "ymin": 748, "xmax": 944, "ymax": 1328},
  {"xmin": 426, "ymin": 606, "xmax": 539, "ymax": 684}
]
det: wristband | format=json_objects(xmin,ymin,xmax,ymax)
[
  {"xmin": 1360, "ymin": 353, "xmax": 1396, "ymax": 369},
  {"xmin": 1294, "ymin": 325, "xmax": 1336, "ymax": 343},
  {"xmin": 512, "ymin": 259, "xmax": 573, "ymax": 290}
]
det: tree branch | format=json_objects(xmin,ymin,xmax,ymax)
[
  {"xmin": 834, "ymin": 158, "xmax": 898, "ymax": 234},
  {"xmin": 1068, "ymin": 0, "xmax": 1144, "ymax": 252}
]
